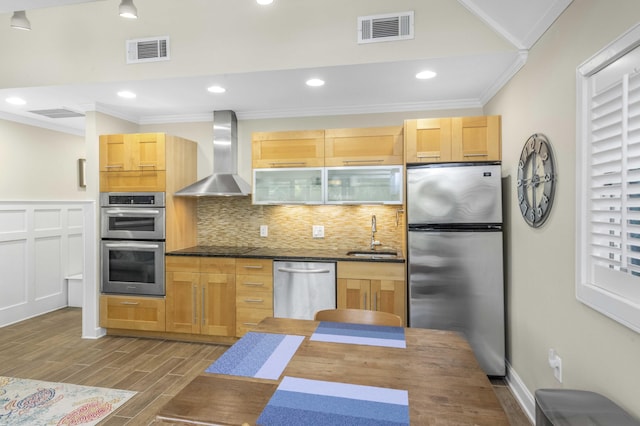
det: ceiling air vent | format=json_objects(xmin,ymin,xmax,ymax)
[
  {"xmin": 29, "ymin": 109, "xmax": 84, "ymax": 119},
  {"xmin": 358, "ymin": 11, "xmax": 414, "ymax": 44},
  {"xmin": 126, "ymin": 36, "xmax": 170, "ymax": 64}
]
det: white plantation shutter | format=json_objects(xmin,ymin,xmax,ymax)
[{"xmin": 578, "ymin": 24, "xmax": 640, "ymax": 332}]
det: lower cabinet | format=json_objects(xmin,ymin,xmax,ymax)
[
  {"xmin": 99, "ymin": 294, "xmax": 166, "ymax": 331},
  {"xmin": 236, "ymin": 258, "xmax": 273, "ymax": 337},
  {"xmin": 165, "ymin": 256, "xmax": 236, "ymax": 337},
  {"xmin": 336, "ymin": 261, "xmax": 406, "ymax": 325}
]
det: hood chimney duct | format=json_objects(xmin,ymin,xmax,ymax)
[{"xmin": 175, "ymin": 110, "xmax": 251, "ymax": 197}]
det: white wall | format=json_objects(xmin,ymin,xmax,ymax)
[
  {"xmin": 0, "ymin": 119, "xmax": 85, "ymax": 200},
  {"xmin": 485, "ymin": 0, "xmax": 640, "ymax": 418},
  {"xmin": 0, "ymin": 202, "xmax": 86, "ymax": 327},
  {"xmin": 0, "ymin": 0, "xmax": 510, "ymax": 88}
]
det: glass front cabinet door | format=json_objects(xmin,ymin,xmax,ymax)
[
  {"xmin": 325, "ymin": 166, "xmax": 403, "ymax": 205},
  {"xmin": 253, "ymin": 168, "xmax": 324, "ymax": 205}
]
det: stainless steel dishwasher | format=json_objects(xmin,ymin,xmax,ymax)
[{"xmin": 273, "ymin": 261, "xmax": 336, "ymax": 320}]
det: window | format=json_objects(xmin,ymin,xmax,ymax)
[{"xmin": 577, "ymin": 23, "xmax": 640, "ymax": 333}]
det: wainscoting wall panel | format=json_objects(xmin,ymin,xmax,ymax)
[{"xmin": 0, "ymin": 202, "xmax": 86, "ymax": 327}]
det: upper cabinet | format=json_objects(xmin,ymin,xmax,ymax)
[
  {"xmin": 326, "ymin": 166, "xmax": 403, "ymax": 205},
  {"xmin": 100, "ymin": 133, "xmax": 166, "ymax": 172},
  {"xmin": 404, "ymin": 118, "xmax": 452, "ymax": 163},
  {"xmin": 324, "ymin": 126, "xmax": 403, "ymax": 166},
  {"xmin": 99, "ymin": 133, "xmax": 195, "ymax": 193},
  {"xmin": 253, "ymin": 167, "xmax": 324, "ymax": 205},
  {"xmin": 452, "ymin": 116, "xmax": 501, "ymax": 161},
  {"xmin": 252, "ymin": 130, "xmax": 325, "ymax": 168},
  {"xmin": 405, "ymin": 115, "xmax": 501, "ymax": 163},
  {"xmin": 252, "ymin": 126, "xmax": 404, "ymax": 205}
]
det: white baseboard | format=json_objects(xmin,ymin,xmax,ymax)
[{"xmin": 506, "ymin": 360, "xmax": 536, "ymax": 424}]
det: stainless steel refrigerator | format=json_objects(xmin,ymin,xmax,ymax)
[{"xmin": 407, "ymin": 162, "xmax": 505, "ymax": 376}]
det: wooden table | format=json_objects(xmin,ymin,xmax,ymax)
[{"xmin": 157, "ymin": 317, "xmax": 508, "ymax": 425}]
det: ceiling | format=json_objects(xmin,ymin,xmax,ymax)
[{"xmin": 0, "ymin": 0, "xmax": 573, "ymax": 135}]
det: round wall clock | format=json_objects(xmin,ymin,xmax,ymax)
[{"xmin": 517, "ymin": 133, "xmax": 556, "ymax": 228}]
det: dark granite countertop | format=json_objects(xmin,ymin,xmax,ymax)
[{"xmin": 166, "ymin": 245, "xmax": 405, "ymax": 263}]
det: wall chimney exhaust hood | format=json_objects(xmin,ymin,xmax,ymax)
[{"xmin": 175, "ymin": 110, "xmax": 251, "ymax": 197}]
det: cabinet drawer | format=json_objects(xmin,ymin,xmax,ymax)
[
  {"xmin": 236, "ymin": 291, "xmax": 273, "ymax": 310},
  {"xmin": 337, "ymin": 261, "xmax": 404, "ymax": 280},
  {"xmin": 236, "ymin": 274, "xmax": 273, "ymax": 291},
  {"xmin": 201, "ymin": 257, "xmax": 236, "ymax": 274},
  {"xmin": 236, "ymin": 258, "xmax": 272, "ymax": 275},
  {"xmin": 166, "ymin": 256, "xmax": 199, "ymax": 271},
  {"xmin": 236, "ymin": 307, "xmax": 273, "ymax": 336},
  {"xmin": 99, "ymin": 295, "xmax": 165, "ymax": 331}
]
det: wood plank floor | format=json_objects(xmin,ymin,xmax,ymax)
[{"xmin": 0, "ymin": 308, "xmax": 531, "ymax": 425}]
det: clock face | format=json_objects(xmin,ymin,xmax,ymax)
[{"xmin": 517, "ymin": 134, "xmax": 556, "ymax": 228}]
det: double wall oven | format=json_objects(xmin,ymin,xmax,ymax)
[{"xmin": 100, "ymin": 192, "xmax": 166, "ymax": 296}]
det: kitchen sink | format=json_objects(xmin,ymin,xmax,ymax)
[{"xmin": 346, "ymin": 250, "xmax": 398, "ymax": 259}]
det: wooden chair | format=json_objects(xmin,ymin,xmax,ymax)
[{"xmin": 314, "ymin": 308, "xmax": 402, "ymax": 327}]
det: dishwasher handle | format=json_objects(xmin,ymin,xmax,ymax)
[{"xmin": 277, "ymin": 267, "xmax": 332, "ymax": 274}]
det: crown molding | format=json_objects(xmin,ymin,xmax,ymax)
[
  {"xmin": 0, "ymin": 110, "xmax": 84, "ymax": 136},
  {"xmin": 480, "ymin": 50, "xmax": 528, "ymax": 105}
]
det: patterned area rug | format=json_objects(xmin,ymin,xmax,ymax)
[{"xmin": 0, "ymin": 376, "xmax": 136, "ymax": 425}]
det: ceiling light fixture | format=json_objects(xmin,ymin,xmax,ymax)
[
  {"xmin": 207, "ymin": 85, "xmax": 226, "ymax": 94},
  {"xmin": 117, "ymin": 91, "xmax": 136, "ymax": 99},
  {"xmin": 6, "ymin": 97, "xmax": 26, "ymax": 105},
  {"xmin": 306, "ymin": 78, "xmax": 325, "ymax": 87},
  {"xmin": 416, "ymin": 70, "xmax": 437, "ymax": 80},
  {"xmin": 119, "ymin": 0, "xmax": 138, "ymax": 19},
  {"xmin": 10, "ymin": 11, "xmax": 31, "ymax": 31},
  {"xmin": 256, "ymin": 0, "xmax": 274, "ymax": 5}
]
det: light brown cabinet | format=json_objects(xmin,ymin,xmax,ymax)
[
  {"xmin": 99, "ymin": 132, "xmax": 196, "ymax": 195},
  {"xmin": 165, "ymin": 256, "xmax": 236, "ymax": 337},
  {"xmin": 100, "ymin": 133, "xmax": 166, "ymax": 172},
  {"xmin": 99, "ymin": 133, "xmax": 166, "ymax": 192},
  {"xmin": 99, "ymin": 294, "xmax": 166, "ymax": 331},
  {"xmin": 336, "ymin": 261, "xmax": 406, "ymax": 325},
  {"xmin": 405, "ymin": 115, "xmax": 501, "ymax": 163},
  {"xmin": 99, "ymin": 132, "xmax": 198, "ymax": 252},
  {"xmin": 404, "ymin": 118, "xmax": 452, "ymax": 163},
  {"xmin": 324, "ymin": 126, "xmax": 404, "ymax": 166},
  {"xmin": 236, "ymin": 258, "xmax": 273, "ymax": 337},
  {"xmin": 252, "ymin": 130, "xmax": 325, "ymax": 168}
]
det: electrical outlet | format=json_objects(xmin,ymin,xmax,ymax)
[
  {"xmin": 260, "ymin": 225, "xmax": 268, "ymax": 237},
  {"xmin": 312, "ymin": 225, "xmax": 324, "ymax": 238},
  {"xmin": 548, "ymin": 349, "xmax": 562, "ymax": 383}
]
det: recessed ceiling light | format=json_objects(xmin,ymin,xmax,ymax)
[
  {"xmin": 207, "ymin": 85, "xmax": 226, "ymax": 94},
  {"xmin": 416, "ymin": 70, "xmax": 437, "ymax": 80},
  {"xmin": 6, "ymin": 97, "xmax": 26, "ymax": 105},
  {"xmin": 257, "ymin": 0, "xmax": 273, "ymax": 4},
  {"xmin": 306, "ymin": 78, "xmax": 325, "ymax": 87},
  {"xmin": 117, "ymin": 91, "xmax": 137, "ymax": 99}
]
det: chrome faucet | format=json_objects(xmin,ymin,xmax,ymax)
[{"xmin": 371, "ymin": 215, "xmax": 380, "ymax": 250}]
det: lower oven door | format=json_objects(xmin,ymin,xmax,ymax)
[{"xmin": 101, "ymin": 240, "xmax": 165, "ymax": 296}]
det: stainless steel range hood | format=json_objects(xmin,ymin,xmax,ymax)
[{"xmin": 175, "ymin": 110, "xmax": 251, "ymax": 197}]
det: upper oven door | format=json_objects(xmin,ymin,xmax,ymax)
[{"xmin": 101, "ymin": 206, "xmax": 165, "ymax": 240}]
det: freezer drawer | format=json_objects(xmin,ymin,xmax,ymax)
[
  {"xmin": 407, "ymin": 163, "xmax": 502, "ymax": 225},
  {"xmin": 408, "ymin": 230, "xmax": 505, "ymax": 376},
  {"xmin": 273, "ymin": 261, "xmax": 336, "ymax": 320}
]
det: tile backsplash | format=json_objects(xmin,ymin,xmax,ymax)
[{"xmin": 197, "ymin": 196, "xmax": 404, "ymax": 252}]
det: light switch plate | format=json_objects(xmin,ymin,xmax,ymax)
[{"xmin": 312, "ymin": 225, "xmax": 324, "ymax": 238}]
